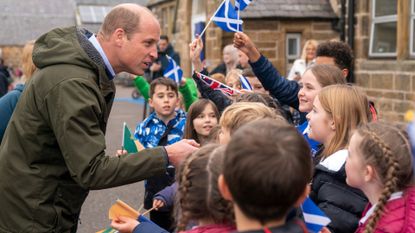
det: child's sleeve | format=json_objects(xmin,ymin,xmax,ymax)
[
  {"xmin": 133, "ymin": 215, "xmax": 169, "ymax": 233},
  {"xmin": 133, "ymin": 76, "xmax": 150, "ymax": 101},
  {"xmin": 179, "ymin": 78, "xmax": 198, "ymax": 111},
  {"xmin": 153, "ymin": 182, "xmax": 178, "ymax": 211},
  {"xmin": 192, "ymin": 69, "xmax": 232, "ymax": 113}
]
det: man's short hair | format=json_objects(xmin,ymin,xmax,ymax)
[
  {"xmin": 149, "ymin": 77, "xmax": 178, "ymax": 97},
  {"xmin": 224, "ymin": 119, "xmax": 313, "ymax": 223},
  {"xmin": 316, "ymin": 41, "xmax": 354, "ymax": 71},
  {"xmin": 100, "ymin": 6, "xmax": 141, "ymax": 39},
  {"xmin": 160, "ymin": 35, "xmax": 169, "ymax": 42}
]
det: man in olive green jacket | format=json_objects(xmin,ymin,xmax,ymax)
[{"xmin": 0, "ymin": 4, "xmax": 197, "ymax": 233}]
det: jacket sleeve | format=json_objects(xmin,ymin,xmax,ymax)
[
  {"xmin": 192, "ymin": 69, "xmax": 232, "ymax": 113},
  {"xmin": 133, "ymin": 217, "xmax": 169, "ymax": 233},
  {"xmin": 153, "ymin": 182, "xmax": 178, "ymax": 211},
  {"xmin": 250, "ymin": 55, "xmax": 300, "ymax": 110},
  {"xmin": 133, "ymin": 76, "xmax": 150, "ymax": 101},
  {"xmin": 179, "ymin": 78, "xmax": 198, "ymax": 111},
  {"xmin": 44, "ymin": 79, "xmax": 168, "ymax": 190}
]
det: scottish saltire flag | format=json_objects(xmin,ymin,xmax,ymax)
[
  {"xmin": 239, "ymin": 75, "xmax": 252, "ymax": 91},
  {"xmin": 235, "ymin": 0, "xmax": 252, "ymax": 11},
  {"xmin": 163, "ymin": 55, "xmax": 183, "ymax": 83},
  {"xmin": 212, "ymin": 0, "xmax": 243, "ymax": 32},
  {"xmin": 301, "ymin": 197, "xmax": 331, "ymax": 233},
  {"xmin": 195, "ymin": 72, "xmax": 240, "ymax": 96}
]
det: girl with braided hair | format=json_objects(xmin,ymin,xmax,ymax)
[
  {"xmin": 346, "ymin": 122, "xmax": 415, "ymax": 233},
  {"xmin": 111, "ymin": 144, "xmax": 235, "ymax": 233},
  {"xmin": 175, "ymin": 144, "xmax": 235, "ymax": 232}
]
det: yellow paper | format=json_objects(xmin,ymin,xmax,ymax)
[{"xmin": 108, "ymin": 199, "xmax": 139, "ymax": 220}]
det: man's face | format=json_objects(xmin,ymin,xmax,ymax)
[
  {"xmin": 315, "ymin": 56, "xmax": 348, "ymax": 78},
  {"xmin": 158, "ymin": 39, "xmax": 169, "ymax": 52},
  {"xmin": 117, "ymin": 18, "xmax": 160, "ymax": 75}
]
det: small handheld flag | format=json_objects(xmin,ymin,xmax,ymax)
[
  {"xmin": 195, "ymin": 72, "xmax": 240, "ymax": 96},
  {"xmin": 212, "ymin": 0, "xmax": 243, "ymax": 32},
  {"xmin": 122, "ymin": 122, "xmax": 138, "ymax": 153},
  {"xmin": 239, "ymin": 75, "xmax": 252, "ymax": 91},
  {"xmin": 235, "ymin": 0, "xmax": 253, "ymax": 11},
  {"xmin": 163, "ymin": 55, "xmax": 183, "ymax": 84},
  {"xmin": 301, "ymin": 197, "xmax": 331, "ymax": 233}
]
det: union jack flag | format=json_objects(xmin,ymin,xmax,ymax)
[{"xmin": 195, "ymin": 72, "xmax": 240, "ymax": 96}]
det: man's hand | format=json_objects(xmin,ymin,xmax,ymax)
[
  {"xmin": 189, "ymin": 36, "xmax": 204, "ymax": 72},
  {"xmin": 110, "ymin": 216, "xmax": 139, "ymax": 233},
  {"xmin": 165, "ymin": 139, "xmax": 199, "ymax": 166},
  {"xmin": 233, "ymin": 32, "xmax": 261, "ymax": 62}
]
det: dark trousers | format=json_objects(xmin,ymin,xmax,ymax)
[{"xmin": 149, "ymin": 210, "xmax": 174, "ymax": 232}]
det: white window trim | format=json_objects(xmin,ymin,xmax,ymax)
[
  {"xmin": 369, "ymin": 0, "xmax": 398, "ymax": 57},
  {"xmin": 410, "ymin": 0, "xmax": 415, "ymax": 57},
  {"xmin": 286, "ymin": 33, "xmax": 301, "ymax": 61}
]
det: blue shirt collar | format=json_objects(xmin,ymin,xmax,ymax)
[{"xmin": 88, "ymin": 34, "xmax": 116, "ymax": 80}]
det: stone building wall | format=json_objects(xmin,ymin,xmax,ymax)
[{"xmin": 353, "ymin": 0, "xmax": 415, "ymax": 122}]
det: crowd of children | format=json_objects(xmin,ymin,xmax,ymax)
[{"xmin": 108, "ymin": 29, "xmax": 415, "ymax": 233}]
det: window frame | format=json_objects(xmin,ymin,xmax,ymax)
[
  {"xmin": 285, "ymin": 33, "xmax": 301, "ymax": 62},
  {"xmin": 369, "ymin": 0, "xmax": 398, "ymax": 57}
]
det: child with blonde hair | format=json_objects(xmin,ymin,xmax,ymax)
[
  {"xmin": 306, "ymin": 85, "xmax": 370, "ymax": 233},
  {"xmin": 346, "ymin": 122, "xmax": 415, "ymax": 233},
  {"xmin": 218, "ymin": 102, "xmax": 285, "ymax": 144}
]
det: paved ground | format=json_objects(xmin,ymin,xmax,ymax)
[{"xmin": 77, "ymin": 85, "xmax": 149, "ymax": 233}]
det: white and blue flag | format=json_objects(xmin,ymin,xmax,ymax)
[
  {"xmin": 212, "ymin": 0, "xmax": 243, "ymax": 32},
  {"xmin": 239, "ymin": 75, "xmax": 252, "ymax": 91},
  {"xmin": 163, "ymin": 55, "xmax": 183, "ymax": 84},
  {"xmin": 235, "ymin": 0, "xmax": 253, "ymax": 11},
  {"xmin": 301, "ymin": 197, "xmax": 331, "ymax": 233}
]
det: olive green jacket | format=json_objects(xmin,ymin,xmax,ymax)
[{"xmin": 0, "ymin": 27, "xmax": 168, "ymax": 233}]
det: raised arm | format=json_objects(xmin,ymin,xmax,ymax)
[{"xmin": 234, "ymin": 32, "xmax": 301, "ymax": 110}]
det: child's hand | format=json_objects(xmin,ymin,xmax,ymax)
[
  {"xmin": 152, "ymin": 199, "xmax": 165, "ymax": 210},
  {"xmin": 110, "ymin": 216, "xmax": 139, "ymax": 233},
  {"xmin": 189, "ymin": 36, "xmax": 204, "ymax": 72},
  {"xmin": 318, "ymin": 227, "xmax": 332, "ymax": 233},
  {"xmin": 116, "ymin": 149, "xmax": 128, "ymax": 157},
  {"xmin": 233, "ymin": 32, "xmax": 260, "ymax": 62}
]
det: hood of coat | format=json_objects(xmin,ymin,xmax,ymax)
[{"xmin": 32, "ymin": 26, "xmax": 107, "ymax": 79}]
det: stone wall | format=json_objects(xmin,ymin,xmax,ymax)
[
  {"xmin": 353, "ymin": 0, "xmax": 415, "ymax": 121},
  {"xmin": 0, "ymin": 46, "xmax": 24, "ymax": 69}
]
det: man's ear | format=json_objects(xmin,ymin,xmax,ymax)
[
  {"xmin": 293, "ymin": 184, "xmax": 310, "ymax": 207},
  {"xmin": 342, "ymin": 69, "xmax": 349, "ymax": 79},
  {"xmin": 113, "ymin": 28, "xmax": 126, "ymax": 46},
  {"xmin": 218, "ymin": 175, "xmax": 233, "ymax": 201}
]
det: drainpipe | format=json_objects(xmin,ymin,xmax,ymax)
[
  {"xmin": 339, "ymin": 0, "xmax": 346, "ymax": 42},
  {"xmin": 347, "ymin": 0, "xmax": 355, "ymax": 83}
]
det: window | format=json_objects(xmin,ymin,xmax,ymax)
[
  {"xmin": 411, "ymin": 0, "xmax": 415, "ymax": 56},
  {"xmin": 78, "ymin": 5, "xmax": 112, "ymax": 24},
  {"xmin": 286, "ymin": 33, "xmax": 301, "ymax": 63},
  {"xmin": 369, "ymin": 0, "xmax": 397, "ymax": 57}
]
